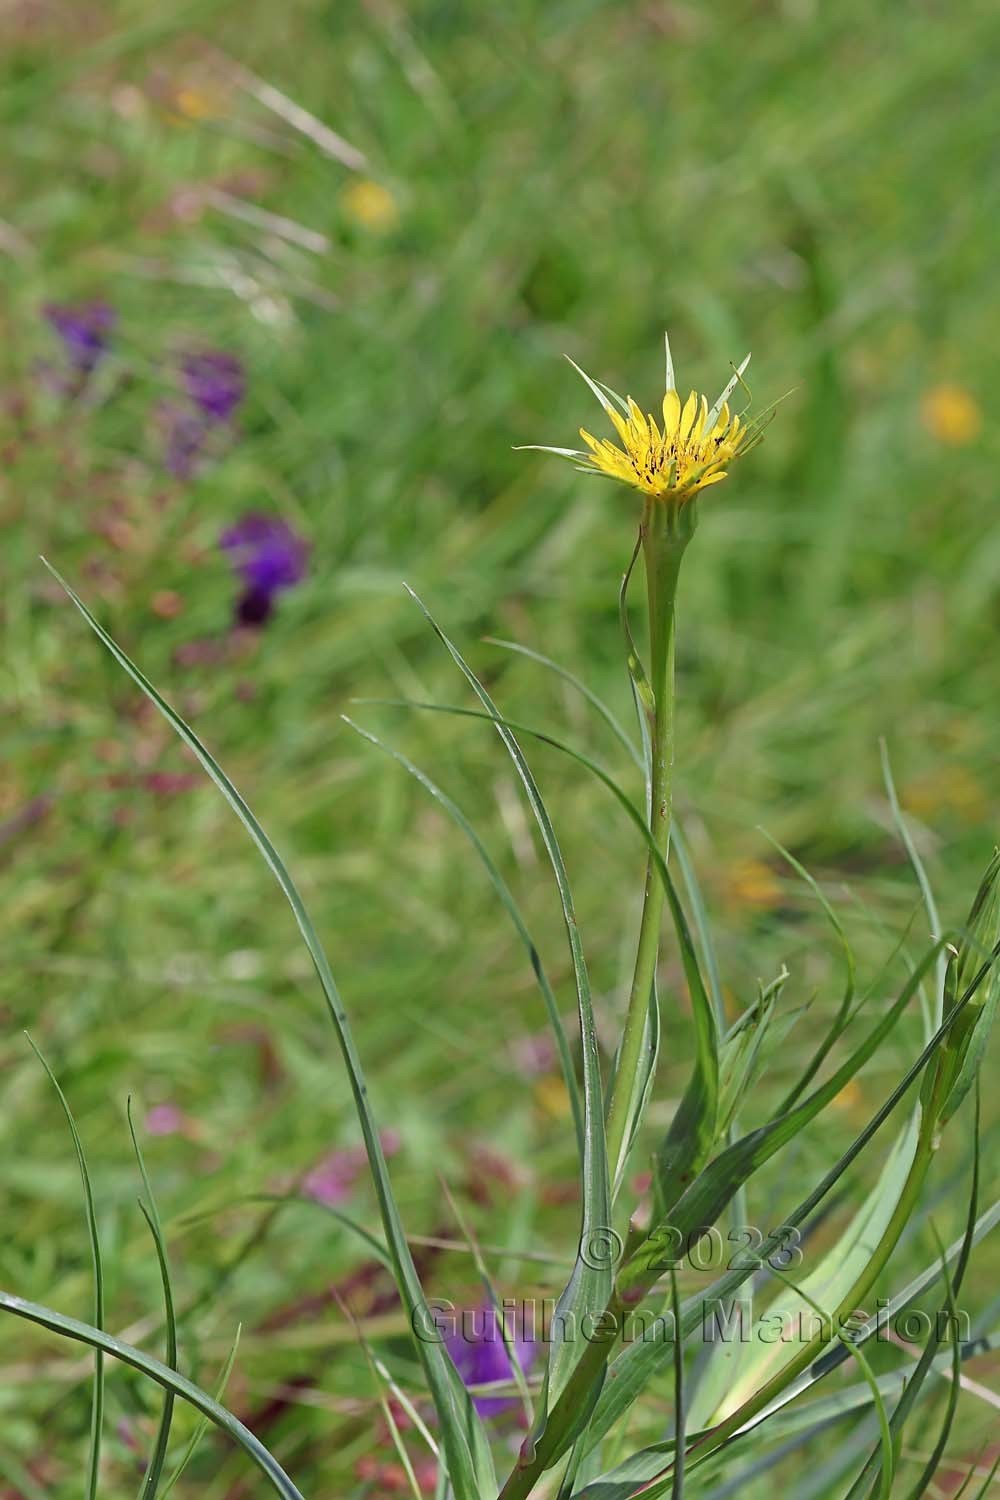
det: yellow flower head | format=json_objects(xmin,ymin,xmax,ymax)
[{"xmin": 521, "ymin": 335, "xmax": 762, "ymax": 504}]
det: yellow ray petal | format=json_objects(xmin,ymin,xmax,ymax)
[
  {"xmin": 662, "ymin": 388, "xmax": 681, "ymax": 435},
  {"xmin": 710, "ymin": 402, "xmax": 730, "ymax": 439}
]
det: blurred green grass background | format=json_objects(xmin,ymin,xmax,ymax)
[{"xmin": 2, "ymin": 0, "xmax": 999, "ymax": 1493}]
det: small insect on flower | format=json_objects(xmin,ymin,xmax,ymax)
[{"xmin": 519, "ymin": 333, "xmax": 766, "ymax": 504}]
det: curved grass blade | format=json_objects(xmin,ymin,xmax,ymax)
[
  {"xmin": 339, "ymin": 1293, "xmax": 424, "ymax": 1500},
  {"xmin": 343, "ymin": 716, "xmax": 584, "ymax": 1161},
  {"xmin": 483, "ymin": 638, "xmax": 642, "ymax": 770},
  {"xmin": 404, "ymin": 587, "xmax": 610, "ymax": 1429},
  {"xmin": 760, "ymin": 831, "xmax": 856, "ymax": 1111},
  {"xmin": 127, "ymin": 1100, "xmax": 177, "ymax": 1500},
  {"xmin": 669, "ymin": 1265, "xmax": 685, "ymax": 1500},
  {"xmin": 899, "ymin": 1096, "xmax": 980, "ymax": 1500},
  {"xmin": 43, "ymin": 562, "xmax": 496, "ymax": 1500},
  {"xmin": 970, "ymin": 1451, "xmax": 1000, "ymax": 1500},
  {"xmin": 25, "ymin": 1035, "xmax": 104, "ymax": 1500},
  {"xmin": 489, "ymin": 605, "xmax": 657, "ymax": 1191},
  {"xmin": 0, "ymin": 1297, "xmax": 301, "ymax": 1498},
  {"xmin": 670, "ymin": 821, "xmax": 724, "ymax": 1030},
  {"xmin": 240, "ymin": 1192, "xmax": 395, "ymax": 1270},
  {"xmin": 134, "ymin": 1204, "xmax": 177, "ymax": 1500},
  {"xmin": 440, "ymin": 1176, "xmax": 534, "ymax": 1426},
  {"xmin": 157, "ymin": 1325, "xmax": 242, "ymax": 1500},
  {"xmin": 881, "ymin": 739, "xmax": 946, "ymax": 1031}
]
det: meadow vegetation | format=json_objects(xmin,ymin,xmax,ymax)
[{"xmin": 2, "ymin": 1, "xmax": 998, "ymax": 1494}]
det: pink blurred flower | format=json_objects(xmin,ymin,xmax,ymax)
[
  {"xmin": 302, "ymin": 1131, "xmax": 401, "ymax": 1207},
  {"xmin": 145, "ymin": 1104, "xmax": 183, "ymax": 1136}
]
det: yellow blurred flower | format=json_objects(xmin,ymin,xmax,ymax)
[
  {"xmin": 534, "ymin": 1075, "xmax": 571, "ymax": 1120},
  {"xmin": 903, "ymin": 766, "xmax": 989, "ymax": 826},
  {"xmin": 719, "ymin": 858, "xmax": 783, "ymax": 913},
  {"xmin": 920, "ymin": 383, "xmax": 982, "ymax": 446},
  {"xmin": 832, "ymin": 1078, "xmax": 863, "ymax": 1114},
  {"xmin": 341, "ymin": 178, "xmax": 400, "ymax": 233}
]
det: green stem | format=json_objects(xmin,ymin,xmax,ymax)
[{"xmin": 605, "ymin": 501, "xmax": 691, "ymax": 1193}]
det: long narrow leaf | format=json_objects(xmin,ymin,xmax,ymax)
[
  {"xmin": 343, "ymin": 716, "xmax": 584, "ymax": 1160},
  {"xmin": 157, "ymin": 1326, "xmax": 243, "ymax": 1499},
  {"xmin": 0, "ymin": 1296, "xmax": 299, "ymax": 1497},
  {"xmin": 761, "ymin": 831, "xmax": 856, "ymax": 1111},
  {"xmin": 127, "ymin": 1101, "xmax": 177, "ymax": 1500},
  {"xmin": 900, "ymin": 1096, "xmax": 980, "ymax": 1500},
  {"xmin": 25, "ymin": 1036, "xmax": 104, "ymax": 1499},
  {"xmin": 404, "ymin": 587, "xmax": 611, "ymax": 1434},
  {"xmin": 881, "ymin": 739, "xmax": 946, "ymax": 1030},
  {"xmin": 44, "ymin": 563, "xmax": 496, "ymax": 1500},
  {"xmin": 483, "ymin": 638, "xmax": 642, "ymax": 769}
]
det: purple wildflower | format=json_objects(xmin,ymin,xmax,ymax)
[
  {"xmin": 446, "ymin": 1303, "xmax": 536, "ymax": 1419},
  {"xmin": 219, "ymin": 512, "xmax": 309, "ymax": 627},
  {"xmin": 182, "ymin": 350, "xmax": 245, "ymax": 424},
  {"xmin": 43, "ymin": 300, "xmax": 116, "ymax": 375}
]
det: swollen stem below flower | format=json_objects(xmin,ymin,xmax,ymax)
[{"xmin": 604, "ymin": 502, "xmax": 692, "ymax": 1195}]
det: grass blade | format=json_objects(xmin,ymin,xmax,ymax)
[
  {"xmin": 343, "ymin": 716, "xmax": 584, "ymax": 1161},
  {"xmin": 0, "ymin": 1298, "xmax": 302, "ymax": 1497},
  {"xmin": 881, "ymin": 739, "xmax": 945, "ymax": 1031},
  {"xmin": 25, "ymin": 1035, "xmax": 104, "ymax": 1500},
  {"xmin": 759, "ymin": 831, "xmax": 856, "ymax": 1111},
  {"xmin": 900, "ymin": 1094, "xmax": 981, "ymax": 1500},
  {"xmin": 339, "ymin": 1293, "xmax": 425, "ymax": 1500},
  {"xmin": 43, "ymin": 561, "xmax": 496, "ymax": 1500},
  {"xmin": 440, "ymin": 1177, "xmax": 534, "ymax": 1426},
  {"xmin": 669, "ymin": 1265, "xmax": 685, "ymax": 1500},
  {"xmin": 404, "ymin": 586, "xmax": 611, "ymax": 1430},
  {"xmin": 157, "ymin": 1326, "xmax": 242, "ymax": 1499},
  {"xmin": 127, "ymin": 1100, "xmax": 177, "ymax": 1500},
  {"xmin": 483, "ymin": 637, "xmax": 642, "ymax": 770}
]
